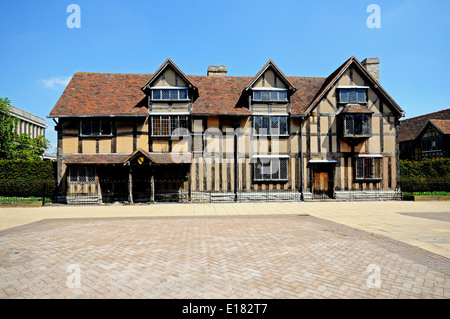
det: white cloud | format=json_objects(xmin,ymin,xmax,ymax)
[{"xmin": 41, "ymin": 76, "xmax": 72, "ymax": 89}]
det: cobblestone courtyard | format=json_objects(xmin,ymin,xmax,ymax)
[{"xmin": 1, "ymin": 214, "xmax": 449, "ymax": 299}]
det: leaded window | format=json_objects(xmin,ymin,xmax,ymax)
[
  {"xmin": 355, "ymin": 157, "xmax": 381, "ymax": 180},
  {"xmin": 151, "ymin": 88, "xmax": 189, "ymax": 101},
  {"xmin": 151, "ymin": 115, "xmax": 189, "ymax": 136},
  {"xmin": 339, "ymin": 88, "xmax": 366, "ymax": 104},
  {"xmin": 253, "ymin": 116, "xmax": 288, "ymax": 136},
  {"xmin": 80, "ymin": 119, "xmax": 112, "ymax": 136},
  {"xmin": 344, "ymin": 114, "xmax": 371, "ymax": 136},
  {"xmin": 254, "ymin": 157, "xmax": 289, "ymax": 181},
  {"xmin": 253, "ymin": 90, "xmax": 288, "ymax": 102},
  {"xmin": 69, "ymin": 166, "xmax": 96, "ymax": 183}
]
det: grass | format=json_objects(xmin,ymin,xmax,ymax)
[
  {"xmin": 411, "ymin": 191, "xmax": 450, "ymax": 196},
  {"xmin": 0, "ymin": 196, "xmax": 52, "ymax": 203},
  {"xmin": 402, "ymin": 191, "xmax": 450, "ymax": 200}
]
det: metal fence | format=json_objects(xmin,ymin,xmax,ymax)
[
  {"xmin": 4, "ymin": 178, "xmax": 448, "ymax": 205},
  {"xmin": 55, "ymin": 178, "xmax": 408, "ymax": 205}
]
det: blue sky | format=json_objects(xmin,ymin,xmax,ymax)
[{"xmin": 1, "ymin": 0, "xmax": 449, "ymax": 152}]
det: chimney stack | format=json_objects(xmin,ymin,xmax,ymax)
[
  {"xmin": 207, "ymin": 65, "xmax": 227, "ymax": 76},
  {"xmin": 361, "ymin": 58, "xmax": 380, "ymax": 82}
]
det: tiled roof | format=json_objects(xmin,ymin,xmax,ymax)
[
  {"xmin": 429, "ymin": 119, "xmax": 450, "ymax": 135},
  {"xmin": 63, "ymin": 151, "xmax": 192, "ymax": 165},
  {"xmin": 63, "ymin": 154, "xmax": 129, "ymax": 164},
  {"xmin": 49, "ymin": 72, "xmax": 326, "ymax": 117},
  {"xmin": 340, "ymin": 104, "xmax": 374, "ymax": 114},
  {"xmin": 399, "ymin": 108, "xmax": 450, "ymax": 142},
  {"xmin": 124, "ymin": 149, "xmax": 192, "ymax": 164},
  {"xmin": 49, "ymin": 57, "xmax": 402, "ymax": 118},
  {"xmin": 50, "ymin": 73, "xmax": 150, "ymax": 118}
]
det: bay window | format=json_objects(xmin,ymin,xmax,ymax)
[{"xmin": 343, "ymin": 114, "xmax": 371, "ymax": 137}]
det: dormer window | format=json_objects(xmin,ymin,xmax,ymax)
[
  {"xmin": 339, "ymin": 87, "xmax": 367, "ymax": 104},
  {"xmin": 253, "ymin": 89, "xmax": 287, "ymax": 102},
  {"xmin": 151, "ymin": 87, "xmax": 189, "ymax": 101}
]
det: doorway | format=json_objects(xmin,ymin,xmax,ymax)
[{"xmin": 312, "ymin": 163, "xmax": 334, "ymax": 199}]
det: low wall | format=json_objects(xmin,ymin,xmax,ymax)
[
  {"xmin": 0, "ymin": 201, "xmax": 43, "ymax": 208},
  {"xmin": 413, "ymin": 195, "xmax": 450, "ymax": 201}
]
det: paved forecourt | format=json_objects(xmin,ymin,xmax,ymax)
[{"xmin": 0, "ymin": 201, "xmax": 449, "ymax": 299}]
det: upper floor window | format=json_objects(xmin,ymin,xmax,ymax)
[
  {"xmin": 339, "ymin": 88, "xmax": 367, "ymax": 104},
  {"xmin": 151, "ymin": 88, "xmax": 188, "ymax": 101},
  {"xmin": 421, "ymin": 136, "xmax": 442, "ymax": 153},
  {"xmin": 81, "ymin": 119, "xmax": 112, "ymax": 136},
  {"xmin": 253, "ymin": 116, "xmax": 288, "ymax": 136},
  {"xmin": 253, "ymin": 89, "xmax": 287, "ymax": 102},
  {"xmin": 151, "ymin": 115, "xmax": 189, "ymax": 136},
  {"xmin": 343, "ymin": 114, "xmax": 371, "ymax": 137}
]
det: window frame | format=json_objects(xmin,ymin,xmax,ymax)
[
  {"xmin": 338, "ymin": 87, "xmax": 368, "ymax": 104},
  {"xmin": 421, "ymin": 136, "xmax": 443, "ymax": 153},
  {"xmin": 253, "ymin": 115, "xmax": 289, "ymax": 136},
  {"xmin": 252, "ymin": 88, "xmax": 288, "ymax": 102},
  {"xmin": 253, "ymin": 157, "xmax": 289, "ymax": 182},
  {"xmin": 151, "ymin": 115, "xmax": 189, "ymax": 137},
  {"xmin": 151, "ymin": 87, "xmax": 189, "ymax": 101},
  {"xmin": 80, "ymin": 119, "xmax": 113, "ymax": 137},
  {"xmin": 354, "ymin": 157, "xmax": 382, "ymax": 181}
]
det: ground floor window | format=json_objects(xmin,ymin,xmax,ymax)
[
  {"xmin": 80, "ymin": 119, "xmax": 112, "ymax": 136},
  {"xmin": 355, "ymin": 157, "xmax": 381, "ymax": 180},
  {"xmin": 69, "ymin": 166, "xmax": 96, "ymax": 183},
  {"xmin": 254, "ymin": 157, "xmax": 288, "ymax": 181}
]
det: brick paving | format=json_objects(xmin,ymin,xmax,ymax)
[{"xmin": 0, "ymin": 214, "xmax": 449, "ymax": 299}]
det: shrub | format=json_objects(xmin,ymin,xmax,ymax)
[
  {"xmin": 0, "ymin": 160, "xmax": 57, "ymax": 198},
  {"xmin": 399, "ymin": 158, "xmax": 450, "ymax": 192}
]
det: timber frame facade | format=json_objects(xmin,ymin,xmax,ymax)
[{"xmin": 49, "ymin": 56, "xmax": 405, "ymax": 204}]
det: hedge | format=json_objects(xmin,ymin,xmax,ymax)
[
  {"xmin": 0, "ymin": 160, "xmax": 57, "ymax": 198},
  {"xmin": 399, "ymin": 158, "xmax": 450, "ymax": 192}
]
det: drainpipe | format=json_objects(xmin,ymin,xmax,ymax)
[
  {"xmin": 300, "ymin": 116, "xmax": 304, "ymax": 201},
  {"xmin": 233, "ymin": 119, "xmax": 240, "ymax": 202}
]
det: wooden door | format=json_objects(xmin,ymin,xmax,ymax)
[{"xmin": 313, "ymin": 165, "xmax": 333, "ymax": 199}]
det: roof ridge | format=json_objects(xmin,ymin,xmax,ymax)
[{"xmin": 402, "ymin": 108, "xmax": 450, "ymax": 121}]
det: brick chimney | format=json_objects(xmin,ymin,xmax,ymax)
[
  {"xmin": 207, "ymin": 65, "xmax": 227, "ymax": 76},
  {"xmin": 361, "ymin": 58, "xmax": 380, "ymax": 82}
]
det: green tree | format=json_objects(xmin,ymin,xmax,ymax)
[
  {"xmin": 0, "ymin": 97, "xmax": 50, "ymax": 160},
  {"xmin": 0, "ymin": 97, "xmax": 17, "ymax": 159}
]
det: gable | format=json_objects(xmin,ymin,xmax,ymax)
[
  {"xmin": 252, "ymin": 69, "xmax": 288, "ymax": 89},
  {"xmin": 141, "ymin": 58, "xmax": 196, "ymax": 94},
  {"xmin": 305, "ymin": 57, "xmax": 404, "ymax": 118},
  {"xmin": 245, "ymin": 60, "xmax": 296, "ymax": 92},
  {"xmin": 151, "ymin": 67, "xmax": 188, "ymax": 88}
]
